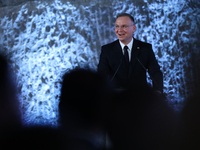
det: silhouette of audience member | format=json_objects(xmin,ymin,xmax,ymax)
[
  {"xmin": 59, "ymin": 68, "xmax": 112, "ymax": 150},
  {"xmin": 106, "ymin": 86, "xmax": 179, "ymax": 150},
  {"xmin": 0, "ymin": 54, "xmax": 22, "ymax": 136},
  {"xmin": 179, "ymin": 63, "xmax": 200, "ymax": 150},
  {"xmin": 0, "ymin": 54, "xmax": 65, "ymax": 150}
]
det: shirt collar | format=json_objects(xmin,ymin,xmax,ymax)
[{"xmin": 119, "ymin": 38, "xmax": 134, "ymax": 51}]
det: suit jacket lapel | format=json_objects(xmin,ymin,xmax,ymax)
[
  {"xmin": 129, "ymin": 38, "xmax": 140, "ymax": 75},
  {"xmin": 113, "ymin": 40, "xmax": 123, "ymax": 61}
]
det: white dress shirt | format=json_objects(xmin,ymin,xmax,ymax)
[{"xmin": 119, "ymin": 38, "xmax": 134, "ymax": 62}]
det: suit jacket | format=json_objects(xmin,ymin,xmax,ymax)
[{"xmin": 97, "ymin": 38, "xmax": 163, "ymax": 92}]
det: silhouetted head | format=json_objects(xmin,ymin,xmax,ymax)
[{"xmin": 59, "ymin": 68, "xmax": 112, "ymax": 129}]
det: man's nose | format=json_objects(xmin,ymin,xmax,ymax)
[{"xmin": 118, "ymin": 26, "xmax": 123, "ymax": 31}]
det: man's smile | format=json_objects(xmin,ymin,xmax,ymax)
[{"xmin": 118, "ymin": 33, "xmax": 125, "ymax": 36}]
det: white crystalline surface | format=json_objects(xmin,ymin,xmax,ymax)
[{"xmin": 0, "ymin": 0, "xmax": 199, "ymax": 125}]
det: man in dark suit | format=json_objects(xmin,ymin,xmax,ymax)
[{"xmin": 98, "ymin": 13, "xmax": 163, "ymax": 93}]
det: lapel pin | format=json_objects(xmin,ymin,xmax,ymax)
[{"xmin": 137, "ymin": 47, "xmax": 140, "ymax": 50}]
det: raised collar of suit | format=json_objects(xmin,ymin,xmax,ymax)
[{"xmin": 119, "ymin": 37, "xmax": 134, "ymax": 53}]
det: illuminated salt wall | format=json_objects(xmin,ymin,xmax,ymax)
[{"xmin": 0, "ymin": 0, "xmax": 199, "ymax": 125}]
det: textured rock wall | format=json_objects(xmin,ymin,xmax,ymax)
[{"xmin": 0, "ymin": 0, "xmax": 200, "ymax": 125}]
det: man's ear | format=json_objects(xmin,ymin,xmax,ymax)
[{"xmin": 133, "ymin": 25, "xmax": 136, "ymax": 32}]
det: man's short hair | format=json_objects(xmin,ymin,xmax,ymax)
[{"xmin": 116, "ymin": 13, "xmax": 135, "ymax": 24}]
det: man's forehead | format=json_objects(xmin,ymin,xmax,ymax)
[{"xmin": 115, "ymin": 16, "xmax": 133, "ymax": 23}]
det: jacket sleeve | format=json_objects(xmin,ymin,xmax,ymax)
[
  {"xmin": 97, "ymin": 46, "xmax": 112, "ymax": 79},
  {"xmin": 147, "ymin": 45, "xmax": 163, "ymax": 93}
]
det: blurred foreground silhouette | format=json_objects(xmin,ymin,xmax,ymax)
[
  {"xmin": 106, "ymin": 86, "xmax": 179, "ymax": 150},
  {"xmin": 0, "ymin": 54, "xmax": 21, "ymax": 135},
  {"xmin": 59, "ymin": 68, "xmax": 113, "ymax": 149},
  {"xmin": 1, "ymin": 54, "xmax": 199, "ymax": 149}
]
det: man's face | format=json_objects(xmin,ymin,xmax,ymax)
[{"xmin": 115, "ymin": 16, "xmax": 136, "ymax": 45}]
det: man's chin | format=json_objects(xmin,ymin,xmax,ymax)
[
  {"xmin": 118, "ymin": 37, "xmax": 125, "ymax": 41},
  {"xmin": 119, "ymin": 39, "xmax": 126, "ymax": 43}
]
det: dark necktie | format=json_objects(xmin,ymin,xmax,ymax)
[{"xmin": 124, "ymin": 46, "xmax": 129, "ymax": 67}]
